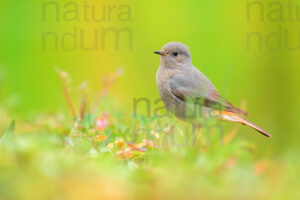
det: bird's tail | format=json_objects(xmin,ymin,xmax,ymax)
[{"xmin": 214, "ymin": 111, "xmax": 272, "ymax": 137}]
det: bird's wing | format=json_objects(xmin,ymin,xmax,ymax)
[{"xmin": 168, "ymin": 71, "xmax": 248, "ymax": 116}]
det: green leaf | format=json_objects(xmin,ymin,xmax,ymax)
[{"xmin": 0, "ymin": 120, "xmax": 15, "ymax": 144}]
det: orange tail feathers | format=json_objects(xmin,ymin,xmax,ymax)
[{"xmin": 214, "ymin": 111, "xmax": 272, "ymax": 138}]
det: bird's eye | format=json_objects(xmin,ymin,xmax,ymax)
[{"xmin": 173, "ymin": 52, "xmax": 179, "ymax": 56}]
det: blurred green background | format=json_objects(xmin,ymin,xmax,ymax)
[
  {"xmin": 1, "ymin": 1, "xmax": 300, "ymax": 199},
  {"xmin": 1, "ymin": 0, "xmax": 300, "ymax": 149}
]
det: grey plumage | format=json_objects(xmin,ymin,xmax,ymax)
[{"xmin": 155, "ymin": 42, "xmax": 271, "ymax": 137}]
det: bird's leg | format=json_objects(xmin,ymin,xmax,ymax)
[{"xmin": 192, "ymin": 123, "xmax": 202, "ymax": 147}]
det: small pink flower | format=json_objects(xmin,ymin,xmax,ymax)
[{"xmin": 96, "ymin": 118, "xmax": 109, "ymax": 131}]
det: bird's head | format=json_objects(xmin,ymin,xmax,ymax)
[{"xmin": 154, "ymin": 42, "xmax": 192, "ymax": 68}]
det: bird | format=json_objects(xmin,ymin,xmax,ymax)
[{"xmin": 154, "ymin": 42, "xmax": 272, "ymax": 137}]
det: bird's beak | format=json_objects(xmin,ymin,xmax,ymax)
[{"xmin": 154, "ymin": 51, "xmax": 166, "ymax": 56}]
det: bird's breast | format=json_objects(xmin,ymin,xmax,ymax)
[{"xmin": 156, "ymin": 66, "xmax": 185, "ymax": 117}]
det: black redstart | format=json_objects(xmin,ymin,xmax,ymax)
[{"xmin": 155, "ymin": 42, "xmax": 272, "ymax": 137}]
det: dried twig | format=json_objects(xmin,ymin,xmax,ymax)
[
  {"xmin": 91, "ymin": 67, "xmax": 123, "ymax": 114},
  {"xmin": 56, "ymin": 68, "xmax": 77, "ymax": 119},
  {"xmin": 79, "ymin": 81, "xmax": 88, "ymax": 119}
]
